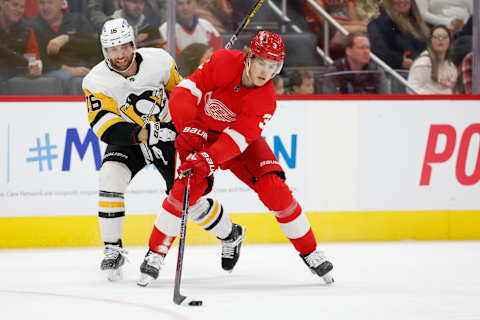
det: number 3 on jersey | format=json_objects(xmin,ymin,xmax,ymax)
[
  {"xmin": 259, "ymin": 114, "xmax": 272, "ymax": 129},
  {"xmin": 86, "ymin": 94, "xmax": 102, "ymax": 113}
]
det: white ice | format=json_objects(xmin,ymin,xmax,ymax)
[{"xmin": 1, "ymin": 241, "xmax": 479, "ymax": 320}]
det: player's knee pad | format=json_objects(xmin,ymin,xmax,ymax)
[
  {"xmin": 99, "ymin": 161, "xmax": 131, "ymax": 193},
  {"xmin": 254, "ymin": 173, "xmax": 293, "ymax": 211}
]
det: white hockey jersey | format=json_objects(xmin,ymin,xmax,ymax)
[
  {"xmin": 82, "ymin": 48, "xmax": 183, "ymax": 144},
  {"xmin": 159, "ymin": 18, "xmax": 223, "ymax": 53}
]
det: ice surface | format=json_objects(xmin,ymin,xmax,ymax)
[{"xmin": 1, "ymin": 241, "xmax": 479, "ymax": 320}]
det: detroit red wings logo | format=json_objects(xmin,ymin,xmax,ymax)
[{"xmin": 204, "ymin": 91, "xmax": 237, "ymax": 122}]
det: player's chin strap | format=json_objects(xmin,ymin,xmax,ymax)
[{"xmin": 245, "ymin": 53, "xmax": 254, "ymax": 84}]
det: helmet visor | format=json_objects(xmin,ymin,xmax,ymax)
[{"xmin": 253, "ymin": 55, "xmax": 283, "ymax": 76}]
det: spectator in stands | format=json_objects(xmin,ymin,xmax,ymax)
[
  {"xmin": 304, "ymin": 0, "xmax": 368, "ymax": 59},
  {"xmin": 195, "ymin": 0, "xmax": 233, "ymax": 33},
  {"xmin": 459, "ymin": 51, "xmax": 472, "ymax": 94},
  {"xmin": 457, "ymin": 15, "xmax": 472, "ymax": 39},
  {"xmin": 24, "ymin": 0, "xmax": 89, "ymax": 19},
  {"xmin": 416, "ymin": 0, "xmax": 473, "ymax": 34},
  {"xmin": 110, "ymin": 0, "xmax": 162, "ymax": 46},
  {"xmin": 323, "ymin": 32, "xmax": 387, "ymax": 94},
  {"xmin": 273, "ymin": 75, "xmax": 285, "ymax": 95},
  {"xmin": 88, "ymin": 0, "xmax": 119, "ymax": 30},
  {"xmin": 452, "ymin": 15, "xmax": 472, "ymax": 66},
  {"xmin": 30, "ymin": 0, "xmax": 100, "ymax": 94},
  {"xmin": 0, "ymin": 0, "xmax": 42, "ymax": 82},
  {"xmin": 88, "ymin": 1, "xmax": 165, "ymax": 32},
  {"xmin": 175, "ymin": 42, "xmax": 212, "ymax": 77},
  {"xmin": 159, "ymin": 0, "xmax": 222, "ymax": 54},
  {"xmin": 289, "ymin": 69, "xmax": 315, "ymax": 95},
  {"xmin": 407, "ymin": 25, "xmax": 457, "ymax": 94},
  {"xmin": 368, "ymin": 0, "xmax": 429, "ymax": 70}
]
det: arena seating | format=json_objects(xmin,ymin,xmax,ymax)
[{"xmin": 4, "ymin": 76, "xmax": 63, "ymax": 95}]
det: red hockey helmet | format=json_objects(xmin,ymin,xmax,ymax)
[{"xmin": 250, "ymin": 31, "xmax": 285, "ymax": 62}]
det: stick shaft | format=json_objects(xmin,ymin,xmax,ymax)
[
  {"xmin": 173, "ymin": 175, "xmax": 190, "ymax": 305},
  {"xmin": 224, "ymin": 0, "xmax": 265, "ymax": 49}
]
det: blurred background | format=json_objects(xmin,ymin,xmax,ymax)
[{"xmin": 0, "ymin": 0, "xmax": 478, "ymax": 96}]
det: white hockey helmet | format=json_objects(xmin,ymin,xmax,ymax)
[{"xmin": 100, "ymin": 18, "xmax": 136, "ymax": 70}]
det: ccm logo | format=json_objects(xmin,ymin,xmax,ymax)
[
  {"xmin": 183, "ymin": 126, "xmax": 207, "ymax": 140},
  {"xmin": 420, "ymin": 124, "xmax": 480, "ymax": 186}
]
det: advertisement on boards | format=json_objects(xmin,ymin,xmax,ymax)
[
  {"xmin": 1, "ymin": 98, "xmax": 479, "ymax": 217},
  {"xmin": 0, "ymin": 101, "xmax": 304, "ymax": 217},
  {"xmin": 357, "ymin": 99, "xmax": 480, "ymax": 211}
]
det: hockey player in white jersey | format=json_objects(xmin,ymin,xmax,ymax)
[{"xmin": 82, "ymin": 18, "xmax": 246, "ymax": 286}]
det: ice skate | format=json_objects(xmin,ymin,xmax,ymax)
[
  {"xmin": 100, "ymin": 241, "xmax": 128, "ymax": 281},
  {"xmin": 137, "ymin": 249, "xmax": 165, "ymax": 287},
  {"xmin": 221, "ymin": 223, "xmax": 246, "ymax": 272},
  {"xmin": 300, "ymin": 249, "xmax": 334, "ymax": 284}
]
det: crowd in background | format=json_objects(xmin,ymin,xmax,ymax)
[{"xmin": 0, "ymin": 0, "xmax": 475, "ymax": 95}]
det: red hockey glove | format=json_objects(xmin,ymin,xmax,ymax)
[
  {"xmin": 178, "ymin": 150, "xmax": 218, "ymax": 181},
  {"xmin": 174, "ymin": 120, "xmax": 208, "ymax": 161}
]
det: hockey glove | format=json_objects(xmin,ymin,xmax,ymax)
[
  {"xmin": 178, "ymin": 150, "xmax": 218, "ymax": 181},
  {"xmin": 174, "ymin": 120, "xmax": 208, "ymax": 161},
  {"xmin": 140, "ymin": 144, "xmax": 169, "ymax": 165},
  {"xmin": 145, "ymin": 120, "xmax": 176, "ymax": 145}
]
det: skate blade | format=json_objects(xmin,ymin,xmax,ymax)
[
  {"xmin": 137, "ymin": 273, "xmax": 154, "ymax": 287},
  {"xmin": 322, "ymin": 270, "xmax": 334, "ymax": 284},
  {"xmin": 104, "ymin": 268, "xmax": 123, "ymax": 282}
]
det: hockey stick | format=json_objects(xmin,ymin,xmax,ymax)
[
  {"xmin": 142, "ymin": 89, "xmax": 162, "ymax": 127},
  {"xmin": 173, "ymin": 1, "xmax": 266, "ymax": 306},
  {"xmin": 224, "ymin": 0, "xmax": 265, "ymax": 49},
  {"xmin": 173, "ymin": 173, "xmax": 202, "ymax": 306}
]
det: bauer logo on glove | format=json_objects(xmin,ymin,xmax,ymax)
[
  {"xmin": 182, "ymin": 126, "xmax": 208, "ymax": 140},
  {"xmin": 199, "ymin": 152, "xmax": 216, "ymax": 176},
  {"xmin": 181, "ymin": 150, "xmax": 217, "ymax": 178}
]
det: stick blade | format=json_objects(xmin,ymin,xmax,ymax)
[{"xmin": 174, "ymin": 294, "xmax": 203, "ymax": 306}]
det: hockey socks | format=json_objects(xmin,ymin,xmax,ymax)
[
  {"xmin": 254, "ymin": 174, "xmax": 317, "ymax": 255},
  {"xmin": 148, "ymin": 196, "xmax": 235, "ymax": 254},
  {"xmin": 98, "ymin": 190, "xmax": 125, "ymax": 243}
]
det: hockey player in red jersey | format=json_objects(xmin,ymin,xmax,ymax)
[{"xmin": 147, "ymin": 30, "xmax": 334, "ymax": 283}]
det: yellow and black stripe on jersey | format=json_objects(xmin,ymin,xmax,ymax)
[{"xmin": 84, "ymin": 89, "xmax": 125, "ymax": 141}]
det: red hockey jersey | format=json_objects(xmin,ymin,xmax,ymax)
[{"xmin": 170, "ymin": 49, "xmax": 277, "ymax": 164}]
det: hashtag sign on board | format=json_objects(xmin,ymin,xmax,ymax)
[{"xmin": 26, "ymin": 133, "xmax": 58, "ymax": 172}]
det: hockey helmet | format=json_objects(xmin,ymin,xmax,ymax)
[
  {"xmin": 100, "ymin": 18, "xmax": 136, "ymax": 70},
  {"xmin": 249, "ymin": 30, "xmax": 285, "ymax": 75}
]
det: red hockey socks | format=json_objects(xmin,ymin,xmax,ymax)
[{"xmin": 255, "ymin": 174, "xmax": 317, "ymax": 254}]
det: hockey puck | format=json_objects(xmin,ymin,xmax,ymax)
[{"xmin": 188, "ymin": 300, "xmax": 203, "ymax": 306}]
